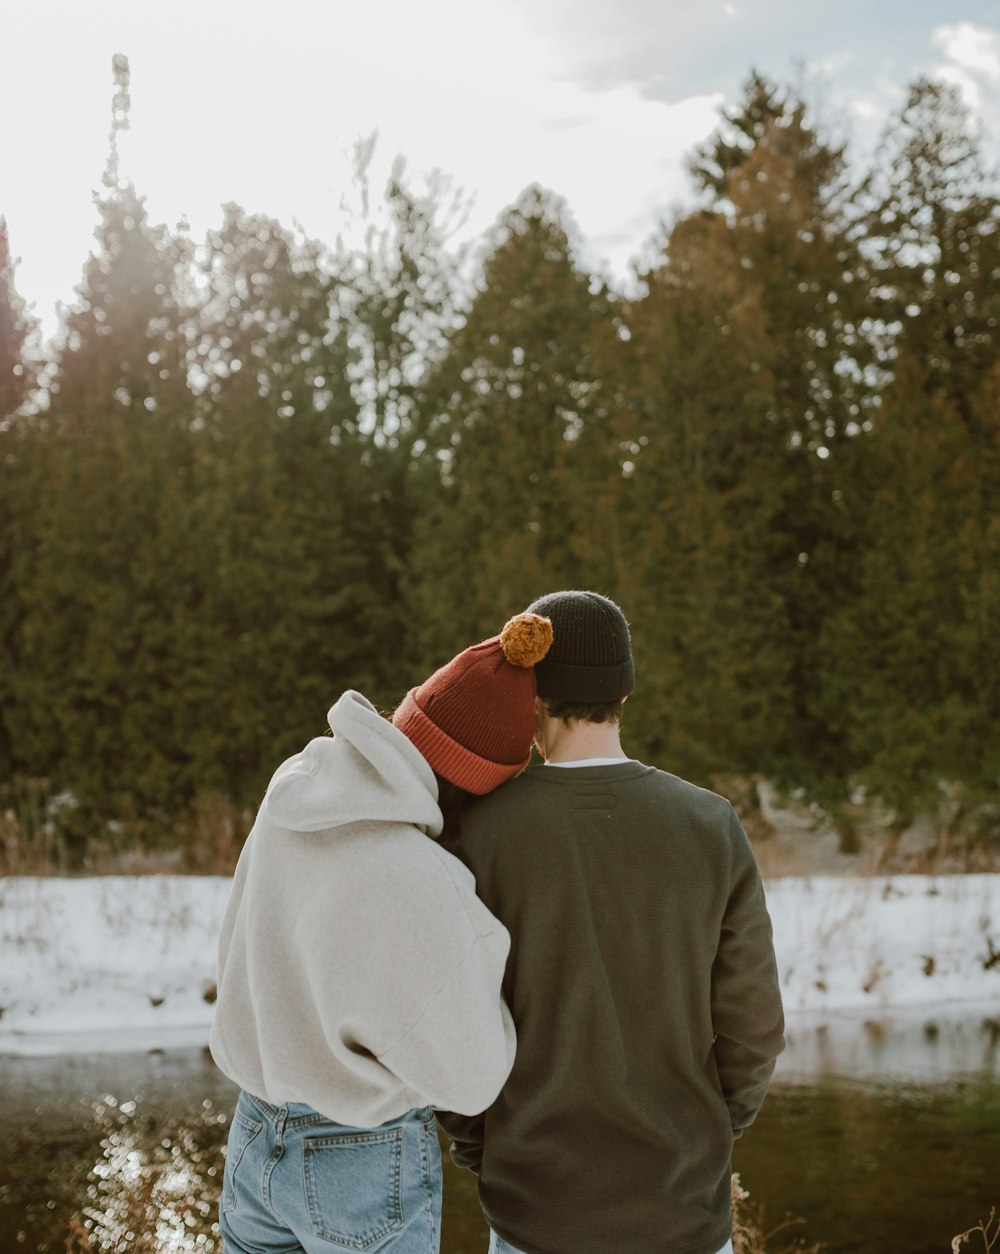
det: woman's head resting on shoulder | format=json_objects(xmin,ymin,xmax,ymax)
[{"xmin": 392, "ymin": 613, "xmax": 553, "ymax": 797}]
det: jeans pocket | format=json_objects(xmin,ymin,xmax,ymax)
[
  {"xmin": 303, "ymin": 1127, "xmax": 404, "ymax": 1249},
  {"xmin": 222, "ymin": 1110, "xmax": 263, "ymax": 1213}
]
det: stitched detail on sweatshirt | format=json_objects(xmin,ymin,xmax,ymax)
[
  {"xmin": 374, "ymin": 937, "xmax": 503, "ymax": 1060},
  {"xmin": 571, "ymin": 793, "xmax": 617, "ymax": 810}
]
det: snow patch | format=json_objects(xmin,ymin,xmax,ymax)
[{"xmin": 0, "ymin": 873, "xmax": 998, "ymax": 1057}]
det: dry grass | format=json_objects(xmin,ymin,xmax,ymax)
[
  {"xmin": 171, "ymin": 792, "xmax": 249, "ymax": 875},
  {"xmin": 724, "ymin": 779, "xmax": 1000, "ymax": 880},
  {"xmin": 731, "ymin": 1173, "xmax": 825, "ymax": 1253},
  {"xmin": 1, "ymin": 783, "xmax": 249, "ymax": 878},
  {"xmin": 953, "ymin": 1207, "xmax": 999, "ymax": 1252},
  {"xmin": 4, "ymin": 771, "xmax": 999, "ymax": 880},
  {"xmin": 0, "ymin": 778, "xmax": 76, "ymax": 875}
]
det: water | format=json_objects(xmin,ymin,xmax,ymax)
[{"xmin": 1, "ymin": 1015, "xmax": 998, "ymax": 1253}]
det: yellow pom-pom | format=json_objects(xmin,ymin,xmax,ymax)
[{"xmin": 500, "ymin": 613, "xmax": 553, "ymax": 667}]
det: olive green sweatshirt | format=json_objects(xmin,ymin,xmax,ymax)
[{"xmin": 437, "ymin": 761, "xmax": 784, "ymax": 1254}]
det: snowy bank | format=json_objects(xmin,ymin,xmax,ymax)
[
  {"xmin": 0, "ymin": 873, "xmax": 998, "ymax": 1061},
  {"xmin": 0, "ymin": 876, "xmax": 230, "ymax": 1056},
  {"xmin": 766, "ymin": 874, "xmax": 1000, "ymax": 1013}
]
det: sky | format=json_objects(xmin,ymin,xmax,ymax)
[{"xmin": 3, "ymin": 0, "xmax": 1000, "ymax": 340}]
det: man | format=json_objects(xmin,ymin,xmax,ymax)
[{"xmin": 437, "ymin": 590, "xmax": 785, "ymax": 1254}]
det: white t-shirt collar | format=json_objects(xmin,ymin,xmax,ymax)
[{"xmin": 544, "ymin": 757, "xmax": 631, "ymax": 768}]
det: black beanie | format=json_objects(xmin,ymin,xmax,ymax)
[{"xmin": 524, "ymin": 590, "xmax": 634, "ymax": 703}]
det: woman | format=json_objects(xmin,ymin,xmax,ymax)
[{"xmin": 209, "ymin": 613, "xmax": 552, "ymax": 1254}]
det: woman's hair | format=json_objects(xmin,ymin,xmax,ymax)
[{"xmin": 433, "ymin": 771, "xmax": 473, "ymax": 854}]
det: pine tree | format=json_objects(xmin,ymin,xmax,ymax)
[
  {"xmin": 5, "ymin": 55, "xmax": 199, "ymax": 827},
  {"xmin": 820, "ymin": 357, "xmax": 1000, "ymax": 807},
  {"xmin": 186, "ymin": 150, "xmax": 469, "ymax": 800},
  {"xmin": 407, "ymin": 186, "xmax": 629, "ymax": 670},
  {"xmin": 328, "ymin": 145, "xmax": 470, "ymax": 692},
  {"xmin": 0, "ymin": 221, "xmax": 36, "ymax": 422},
  {"xmin": 626, "ymin": 208, "xmax": 793, "ymax": 778},
  {"xmin": 627, "ymin": 75, "xmax": 871, "ymax": 787},
  {"xmin": 192, "ymin": 205, "xmax": 385, "ymax": 801},
  {"xmin": 0, "ymin": 222, "xmax": 40, "ymax": 780},
  {"xmin": 688, "ymin": 69, "xmax": 788, "ymax": 203},
  {"xmin": 859, "ymin": 78, "xmax": 1000, "ymax": 407},
  {"xmin": 333, "ymin": 137, "xmax": 470, "ymax": 454},
  {"xmin": 818, "ymin": 79, "xmax": 1000, "ymax": 807}
]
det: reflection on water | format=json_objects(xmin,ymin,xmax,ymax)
[
  {"xmin": 66, "ymin": 1094, "xmax": 224, "ymax": 1252},
  {"xmin": 733, "ymin": 1077, "xmax": 1000, "ymax": 1254},
  {"xmin": 1, "ymin": 1049, "xmax": 235, "ymax": 1254},
  {"xmin": 778, "ymin": 1004, "xmax": 1000, "ymax": 1084},
  {"xmin": 1, "ymin": 1017, "xmax": 999, "ymax": 1254}
]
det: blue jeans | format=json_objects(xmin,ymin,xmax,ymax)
[
  {"xmin": 488, "ymin": 1234, "xmax": 735, "ymax": 1254},
  {"xmin": 220, "ymin": 1091, "xmax": 441, "ymax": 1253}
]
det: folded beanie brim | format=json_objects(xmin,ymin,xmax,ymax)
[
  {"xmin": 392, "ymin": 690, "xmax": 530, "ymax": 796},
  {"xmin": 534, "ymin": 656, "xmax": 634, "ymax": 703}
]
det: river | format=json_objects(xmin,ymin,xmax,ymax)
[{"xmin": 2, "ymin": 1009, "xmax": 998, "ymax": 1253}]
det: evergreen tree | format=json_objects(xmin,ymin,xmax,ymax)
[
  {"xmin": 192, "ymin": 205, "xmax": 386, "ymax": 801},
  {"xmin": 859, "ymin": 78, "xmax": 1000, "ymax": 406},
  {"xmin": 329, "ymin": 144, "xmax": 470, "ymax": 688},
  {"xmin": 819, "ymin": 80, "xmax": 1000, "ymax": 806},
  {"xmin": 4, "ymin": 54, "xmax": 199, "ymax": 826},
  {"xmin": 8, "ymin": 53, "xmax": 997, "ymax": 843},
  {"xmin": 188, "ymin": 153, "xmax": 467, "ymax": 800},
  {"xmin": 0, "ymin": 221, "xmax": 36, "ymax": 422},
  {"xmin": 333, "ymin": 137, "xmax": 470, "ymax": 453},
  {"xmin": 819, "ymin": 355, "xmax": 1000, "ymax": 807},
  {"xmin": 626, "ymin": 208, "xmax": 794, "ymax": 778},
  {"xmin": 0, "ymin": 222, "xmax": 40, "ymax": 779},
  {"xmin": 407, "ymin": 186, "xmax": 629, "ymax": 669},
  {"xmin": 628, "ymin": 76, "xmax": 871, "ymax": 787},
  {"xmin": 688, "ymin": 70, "xmax": 788, "ymax": 203}
]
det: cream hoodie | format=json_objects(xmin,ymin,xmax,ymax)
[{"xmin": 209, "ymin": 690, "xmax": 516, "ymax": 1127}]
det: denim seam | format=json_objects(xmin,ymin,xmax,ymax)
[
  {"xmin": 221, "ymin": 1111, "xmax": 262, "ymax": 1214},
  {"xmin": 420, "ymin": 1119, "xmax": 437, "ymax": 1237},
  {"xmin": 245, "ymin": 1094, "xmax": 334, "ymax": 1132},
  {"xmin": 419, "ymin": 1120, "xmax": 429, "ymax": 1210},
  {"xmin": 261, "ymin": 1104, "xmax": 287, "ymax": 1215},
  {"xmin": 246, "ymin": 1093, "xmax": 281, "ymax": 1121}
]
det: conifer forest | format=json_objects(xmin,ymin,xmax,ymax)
[{"xmin": 2, "ymin": 63, "xmax": 998, "ymax": 857}]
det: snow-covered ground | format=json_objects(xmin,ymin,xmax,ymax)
[
  {"xmin": 1, "ymin": 874, "xmax": 998, "ymax": 1077},
  {"xmin": 0, "ymin": 876, "xmax": 229, "ymax": 1056}
]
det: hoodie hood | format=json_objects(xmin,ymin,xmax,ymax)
[{"xmin": 263, "ymin": 690, "xmax": 442, "ymax": 837}]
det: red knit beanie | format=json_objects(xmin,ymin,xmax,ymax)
[{"xmin": 392, "ymin": 614, "xmax": 553, "ymax": 795}]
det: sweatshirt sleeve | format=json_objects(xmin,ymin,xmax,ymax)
[
  {"xmin": 377, "ymin": 929, "xmax": 517, "ymax": 1117},
  {"xmin": 435, "ymin": 1108, "xmax": 486, "ymax": 1174},
  {"xmin": 710, "ymin": 807, "xmax": 785, "ymax": 1136}
]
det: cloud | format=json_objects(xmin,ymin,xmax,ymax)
[
  {"xmin": 505, "ymin": 0, "xmax": 739, "ymax": 100},
  {"xmin": 930, "ymin": 21, "xmax": 1000, "ymax": 118},
  {"xmin": 807, "ymin": 51, "xmax": 855, "ymax": 79},
  {"xmin": 2, "ymin": 0, "xmax": 725, "ymax": 335},
  {"xmin": 932, "ymin": 21, "xmax": 1000, "ymax": 81},
  {"xmin": 9, "ymin": 0, "xmax": 998, "ymax": 338}
]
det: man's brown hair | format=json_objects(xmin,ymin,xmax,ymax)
[{"xmin": 543, "ymin": 698, "xmax": 624, "ymax": 725}]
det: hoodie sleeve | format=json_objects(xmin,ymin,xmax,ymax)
[
  {"xmin": 710, "ymin": 807, "xmax": 785, "ymax": 1136},
  {"xmin": 377, "ymin": 929, "xmax": 516, "ymax": 1116}
]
